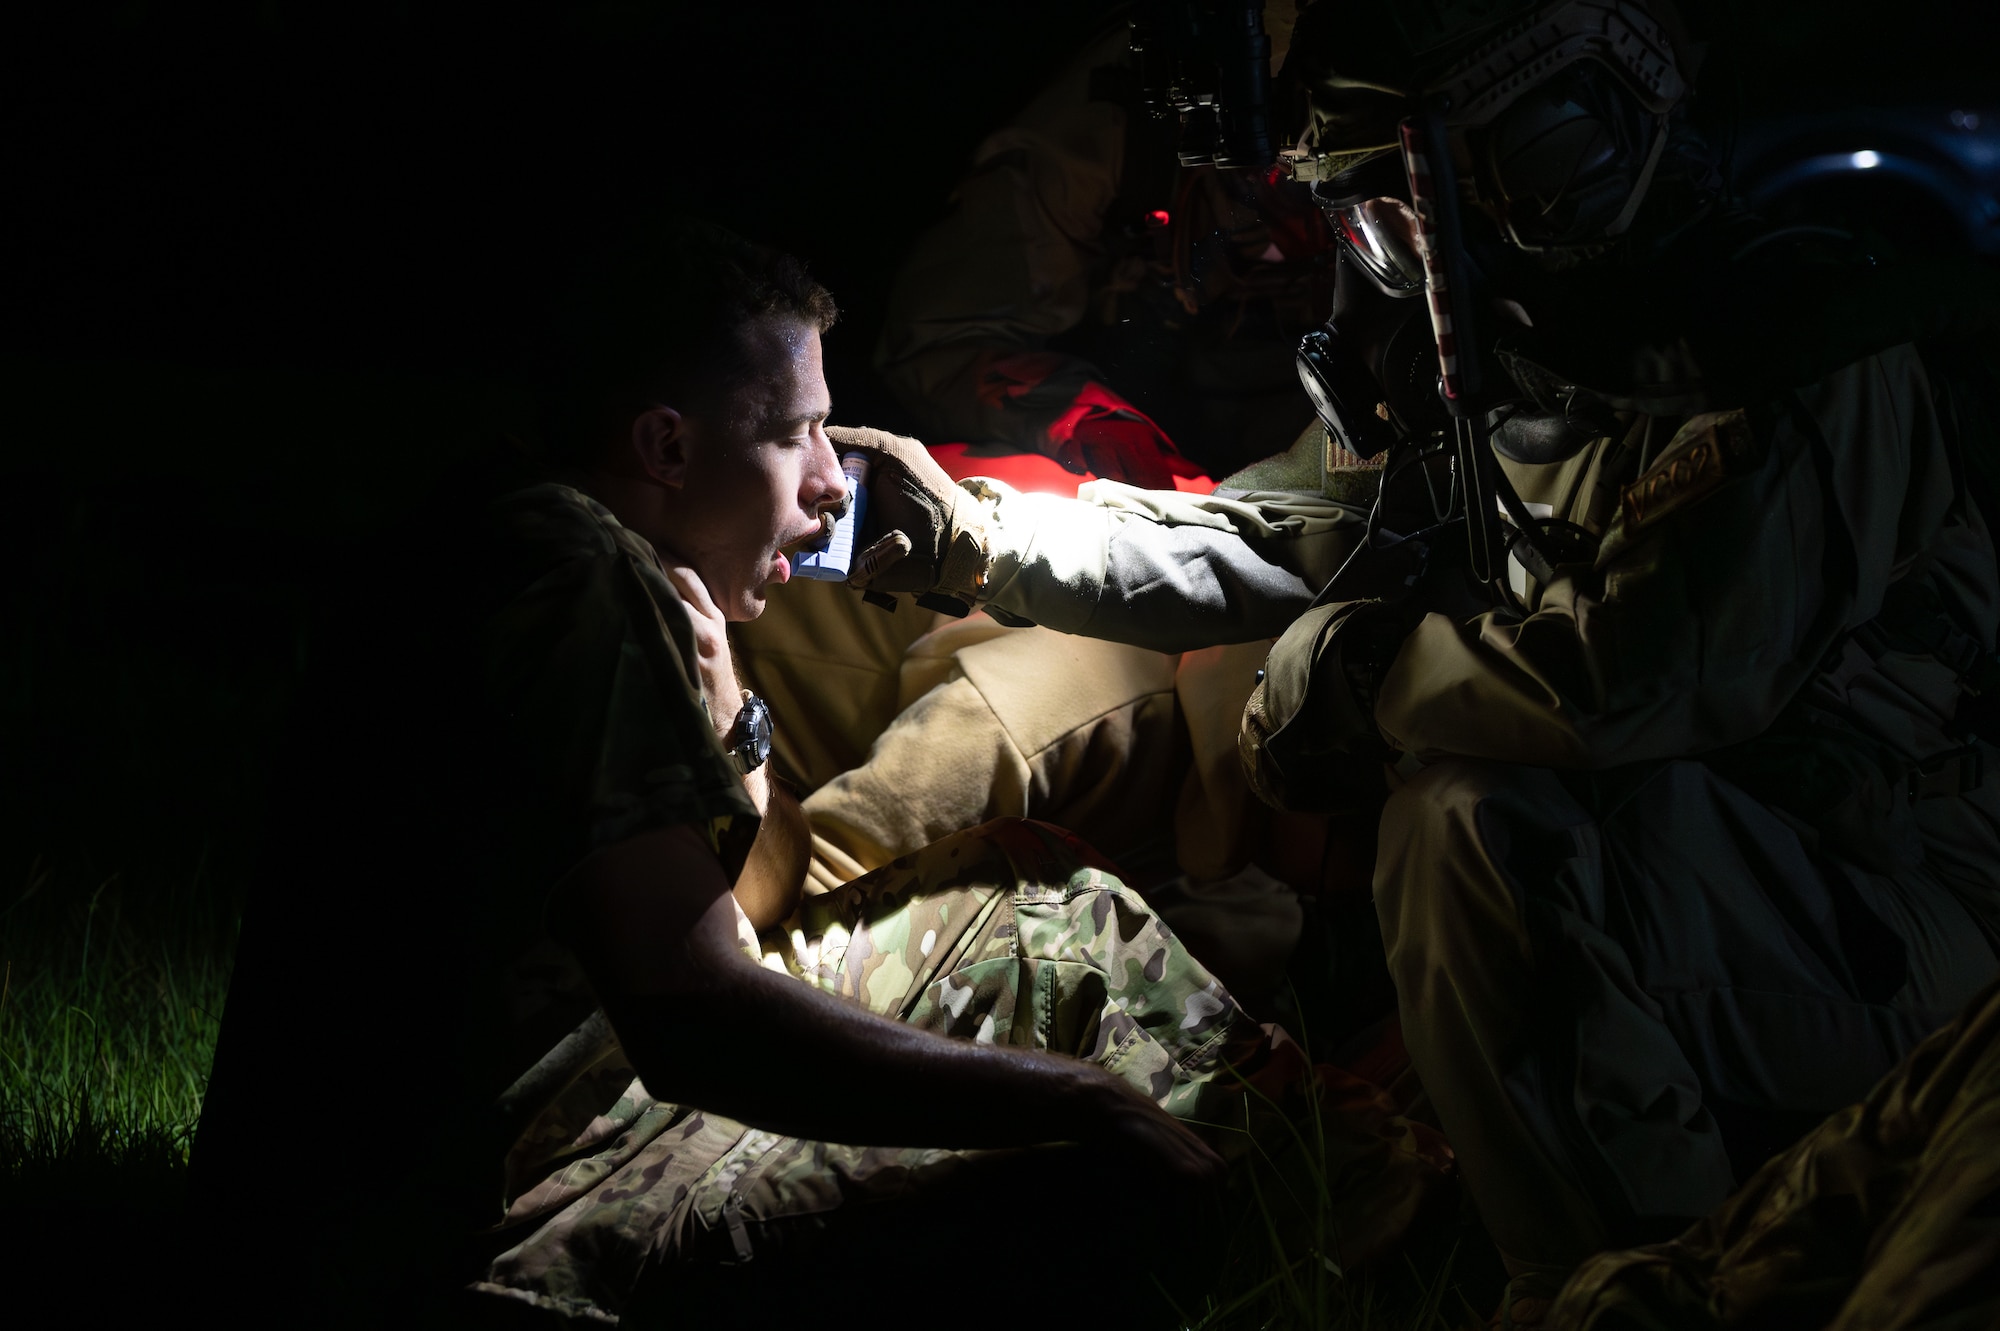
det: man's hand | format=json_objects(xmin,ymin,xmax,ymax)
[
  {"xmin": 662, "ymin": 562, "xmax": 809, "ymax": 926},
  {"xmin": 1085, "ymin": 1076, "xmax": 1228, "ymax": 1203},
  {"xmin": 826, "ymin": 425, "xmax": 993, "ymax": 600},
  {"xmin": 663, "ymin": 564, "xmax": 742, "ymax": 739}
]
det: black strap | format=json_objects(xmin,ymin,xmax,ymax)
[
  {"xmin": 914, "ymin": 591, "xmax": 973, "ymax": 618},
  {"xmin": 1868, "ymin": 580, "xmax": 2000, "ymax": 697}
]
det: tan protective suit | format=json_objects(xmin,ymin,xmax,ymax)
[
  {"xmin": 734, "ymin": 584, "xmax": 1183, "ymax": 888},
  {"xmin": 1370, "ymin": 349, "xmax": 2000, "ymax": 1270},
  {"xmin": 732, "ymin": 577, "xmax": 1298, "ymax": 963}
]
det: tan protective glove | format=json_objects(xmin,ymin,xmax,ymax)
[{"xmin": 826, "ymin": 425, "xmax": 994, "ymax": 605}]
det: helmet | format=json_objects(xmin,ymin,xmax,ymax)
[{"xmin": 1283, "ymin": 0, "xmax": 1697, "ymax": 281}]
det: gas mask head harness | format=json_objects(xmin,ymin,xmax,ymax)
[{"xmin": 1283, "ymin": 0, "xmax": 1690, "ymax": 611}]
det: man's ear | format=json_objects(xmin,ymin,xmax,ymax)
[{"xmin": 630, "ymin": 406, "xmax": 689, "ymax": 490}]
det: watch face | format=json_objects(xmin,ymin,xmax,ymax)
[
  {"xmin": 732, "ymin": 694, "xmax": 773, "ymax": 773},
  {"xmin": 744, "ymin": 696, "xmax": 773, "ymax": 764}
]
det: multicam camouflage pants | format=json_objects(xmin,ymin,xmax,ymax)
[{"xmin": 470, "ymin": 819, "xmax": 1302, "ymax": 1325}]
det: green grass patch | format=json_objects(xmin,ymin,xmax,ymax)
[{"xmin": 0, "ymin": 859, "xmax": 231, "ymax": 1197}]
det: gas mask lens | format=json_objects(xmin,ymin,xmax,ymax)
[{"xmin": 1330, "ymin": 197, "xmax": 1424, "ymax": 296}]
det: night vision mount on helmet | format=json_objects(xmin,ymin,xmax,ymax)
[{"xmin": 1129, "ymin": 0, "xmax": 1276, "ymax": 169}]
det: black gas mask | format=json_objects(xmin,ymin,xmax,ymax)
[
  {"xmin": 1295, "ymin": 256, "xmax": 1446, "ymax": 461},
  {"xmin": 1294, "ymin": 153, "xmax": 1448, "ymax": 460}
]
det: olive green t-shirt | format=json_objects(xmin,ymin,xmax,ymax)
[{"xmin": 474, "ymin": 482, "xmax": 760, "ymax": 1219}]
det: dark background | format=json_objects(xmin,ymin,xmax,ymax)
[{"xmin": 0, "ymin": 1, "xmax": 1131, "ymax": 928}]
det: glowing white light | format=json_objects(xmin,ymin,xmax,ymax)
[{"xmin": 1851, "ymin": 150, "xmax": 1882, "ymax": 169}]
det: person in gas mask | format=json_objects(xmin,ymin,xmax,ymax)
[{"xmin": 829, "ymin": 0, "xmax": 2000, "ymax": 1316}]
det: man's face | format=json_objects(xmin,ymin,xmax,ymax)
[{"xmin": 665, "ymin": 316, "xmax": 844, "ymax": 621}]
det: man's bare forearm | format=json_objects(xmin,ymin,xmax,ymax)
[
  {"xmin": 621, "ymin": 931, "xmax": 1128, "ymax": 1150},
  {"xmin": 733, "ymin": 768, "xmax": 810, "ymax": 930},
  {"xmin": 555, "ymin": 824, "xmax": 1214, "ymax": 1174}
]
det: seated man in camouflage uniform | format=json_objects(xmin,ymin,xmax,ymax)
[{"xmin": 192, "ymin": 224, "xmax": 1441, "ymax": 1327}]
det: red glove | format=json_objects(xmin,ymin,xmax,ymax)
[{"xmin": 1046, "ymin": 384, "xmax": 1206, "ymax": 491}]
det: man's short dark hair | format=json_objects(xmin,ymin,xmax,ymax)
[{"xmin": 547, "ymin": 218, "xmax": 838, "ymax": 463}]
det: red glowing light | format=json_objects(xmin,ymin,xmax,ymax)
[{"xmin": 1145, "ymin": 209, "xmax": 1170, "ymax": 228}]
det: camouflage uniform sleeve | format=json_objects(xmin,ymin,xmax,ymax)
[
  {"xmin": 483, "ymin": 484, "xmax": 759, "ymax": 876},
  {"xmin": 873, "ymin": 23, "xmax": 1129, "ymax": 454},
  {"xmin": 1373, "ymin": 345, "xmax": 1961, "ymax": 767}
]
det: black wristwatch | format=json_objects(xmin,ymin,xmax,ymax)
[{"xmin": 725, "ymin": 691, "xmax": 773, "ymax": 776}]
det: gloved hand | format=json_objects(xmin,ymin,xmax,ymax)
[
  {"xmin": 1238, "ymin": 598, "xmax": 1412, "ymax": 813},
  {"xmin": 826, "ymin": 425, "xmax": 994, "ymax": 603},
  {"xmin": 1054, "ymin": 411, "xmax": 1185, "ymax": 491}
]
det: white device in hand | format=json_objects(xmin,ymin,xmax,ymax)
[{"xmin": 789, "ymin": 452, "xmax": 870, "ymax": 581}]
